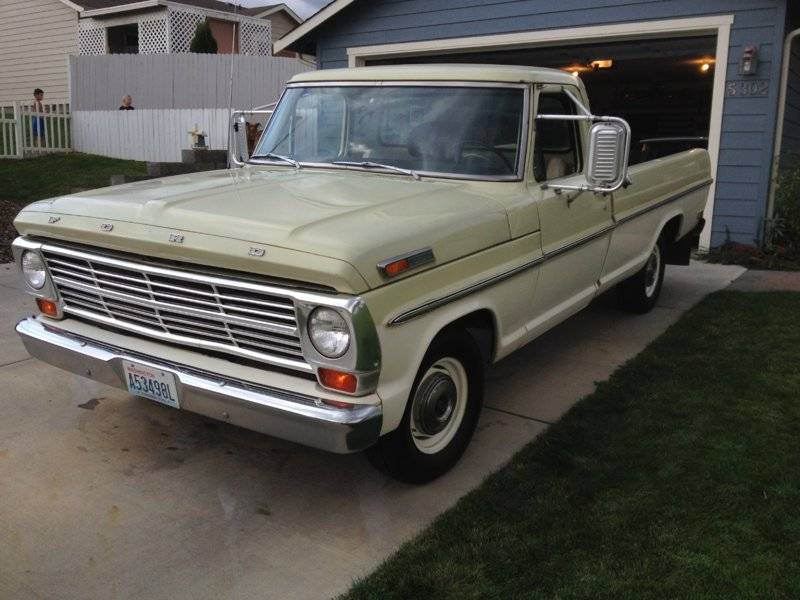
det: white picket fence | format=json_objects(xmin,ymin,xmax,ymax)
[
  {"xmin": 0, "ymin": 102, "xmax": 72, "ymax": 159},
  {"xmin": 72, "ymin": 108, "xmax": 242, "ymax": 162}
]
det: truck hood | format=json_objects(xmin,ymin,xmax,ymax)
[{"xmin": 15, "ymin": 167, "xmax": 511, "ymax": 292}]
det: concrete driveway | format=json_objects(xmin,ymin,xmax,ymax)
[{"xmin": 0, "ymin": 261, "xmax": 744, "ymax": 600}]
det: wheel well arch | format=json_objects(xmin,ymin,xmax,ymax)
[
  {"xmin": 437, "ymin": 308, "xmax": 497, "ymax": 366},
  {"xmin": 661, "ymin": 214, "xmax": 684, "ymax": 244}
]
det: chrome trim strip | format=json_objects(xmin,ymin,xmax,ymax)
[
  {"xmin": 543, "ymin": 224, "xmax": 616, "ymax": 261},
  {"xmin": 377, "ymin": 247, "xmax": 435, "ymax": 277},
  {"xmin": 286, "ymin": 81, "xmax": 530, "ymax": 89},
  {"xmin": 389, "ymin": 180, "xmax": 713, "ymax": 326},
  {"xmin": 390, "ymin": 254, "xmax": 545, "ymax": 326},
  {"xmin": 16, "ymin": 317, "xmax": 382, "ymax": 454},
  {"xmin": 615, "ymin": 179, "xmax": 713, "ymax": 225}
]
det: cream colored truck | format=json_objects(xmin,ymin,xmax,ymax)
[{"xmin": 12, "ymin": 65, "xmax": 710, "ymax": 482}]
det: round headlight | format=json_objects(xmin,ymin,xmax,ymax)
[
  {"xmin": 21, "ymin": 251, "xmax": 46, "ymax": 290},
  {"xmin": 308, "ymin": 307, "xmax": 351, "ymax": 358}
]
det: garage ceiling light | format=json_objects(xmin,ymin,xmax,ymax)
[
  {"xmin": 686, "ymin": 57, "xmax": 716, "ymax": 66},
  {"xmin": 590, "ymin": 59, "xmax": 614, "ymax": 69},
  {"xmin": 561, "ymin": 60, "xmax": 613, "ymax": 75}
]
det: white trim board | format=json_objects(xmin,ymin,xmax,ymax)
[
  {"xmin": 80, "ymin": 0, "xmax": 159, "ymax": 17},
  {"xmin": 273, "ymin": 0, "xmax": 355, "ymax": 54},
  {"xmin": 348, "ymin": 15, "xmax": 734, "ymax": 250},
  {"xmin": 56, "ymin": 0, "xmax": 85, "ymax": 11},
  {"xmin": 251, "ymin": 3, "xmax": 302, "ymax": 24}
]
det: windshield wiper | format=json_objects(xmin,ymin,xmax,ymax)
[
  {"xmin": 332, "ymin": 161, "xmax": 420, "ymax": 181},
  {"xmin": 250, "ymin": 152, "xmax": 301, "ymax": 169}
]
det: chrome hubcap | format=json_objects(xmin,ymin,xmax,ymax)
[
  {"xmin": 413, "ymin": 372, "xmax": 457, "ymax": 436},
  {"xmin": 410, "ymin": 357, "xmax": 468, "ymax": 454}
]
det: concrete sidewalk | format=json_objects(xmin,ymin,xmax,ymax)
[
  {"xmin": 0, "ymin": 261, "xmax": 744, "ymax": 600},
  {"xmin": 727, "ymin": 268, "xmax": 800, "ymax": 292}
]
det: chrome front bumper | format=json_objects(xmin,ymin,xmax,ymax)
[{"xmin": 16, "ymin": 317, "xmax": 382, "ymax": 453}]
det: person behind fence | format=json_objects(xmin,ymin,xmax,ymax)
[
  {"xmin": 31, "ymin": 88, "xmax": 46, "ymax": 142},
  {"xmin": 119, "ymin": 95, "xmax": 135, "ymax": 110}
]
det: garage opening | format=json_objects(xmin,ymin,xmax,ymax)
[{"xmin": 369, "ymin": 35, "xmax": 716, "ymax": 164}]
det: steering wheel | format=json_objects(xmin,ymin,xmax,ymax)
[{"xmin": 458, "ymin": 140, "xmax": 515, "ymax": 173}]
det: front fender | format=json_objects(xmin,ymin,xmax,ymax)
[{"xmin": 363, "ymin": 233, "xmax": 542, "ymax": 434}]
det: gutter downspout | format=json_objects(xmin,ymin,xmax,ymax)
[{"xmin": 767, "ymin": 27, "xmax": 800, "ymax": 220}]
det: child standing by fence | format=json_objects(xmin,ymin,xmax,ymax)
[{"xmin": 30, "ymin": 88, "xmax": 46, "ymax": 146}]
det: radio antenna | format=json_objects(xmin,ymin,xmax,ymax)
[{"xmin": 226, "ymin": 1, "xmax": 240, "ymax": 153}]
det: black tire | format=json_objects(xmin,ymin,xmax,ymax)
[
  {"xmin": 617, "ymin": 235, "xmax": 667, "ymax": 314},
  {"xmin": 366, "ymin": 328, "xmax": 484, "ymax": 484}
]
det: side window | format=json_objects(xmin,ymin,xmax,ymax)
[{"xmin": 534, "ymin": 93, "xmax": 582, "ymax": 182}]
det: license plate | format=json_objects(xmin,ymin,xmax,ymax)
[{"xmin": 122, "ymin": 360, "xmax": 180, "ymax": 409}]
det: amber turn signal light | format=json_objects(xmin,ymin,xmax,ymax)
[
  {"xmin": 36, "ymin": 298, "xmax": 59, "ymax": 317},
  {"xmin": 382, "ymin": 258, "xmax": 410, "ymax": 277},
  {"xmin": 318, "ymin": 368, "xmax": 358, "ymax": 395}
]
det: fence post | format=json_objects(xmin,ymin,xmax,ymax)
[{"xmin": 13, "ymin": 101, "xmax": 24, "ymax": 158}]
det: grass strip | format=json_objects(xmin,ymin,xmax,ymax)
[{"xmin": 0, "ymin": 153, "xmax": 146, "ymax": 205}]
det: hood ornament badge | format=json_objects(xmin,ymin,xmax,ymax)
[
  {"xmin": 168, "ymin": 233, "xmax": 185, "ymax": 244},
  {"xmin": 248, "ymin": 247, "xmax": 266, "ymax": 257},
  {"xmin": 48, "ymin": 216, "xmax": 61, "ymax": 224},
  {"xmin": 100, "ymin": 223, "xmax": 113, "ymax": 231}
]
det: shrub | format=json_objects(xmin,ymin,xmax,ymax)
[
  {"xmin": 772, "ymin": 156, "xmax": 800, "ymax": 255},
  {"xmin": 189, "ymin": 20, "xmax": 218, "ymax": 54}
]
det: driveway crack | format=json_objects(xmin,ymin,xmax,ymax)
[
  {"xmin": 484, "ymin": 405, "xmax": 554, "ymax": 426},
  {"xmin": 0, "ymin": 356, "xmax": 33, "ymax": 369}
]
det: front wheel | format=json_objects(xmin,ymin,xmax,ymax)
[
  {"xmin": 366, "ymin": 329, "xmax": 484, "ymax": 484},
  {"xmin": 617, "ymin": 237, "xmax": 666, "ymax": 314}
]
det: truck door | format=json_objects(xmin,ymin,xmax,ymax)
[{"xmin": 526, "ymin": 87, "xmax": 614, "ymax": 337}]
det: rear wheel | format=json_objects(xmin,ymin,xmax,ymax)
[
  {"xmin": 617, "ymin": 236, "xmax": 666, "ymax": 314},
  {"xmin": 366, "ymin": 329, "xmax": 484, "ymax": 484}
]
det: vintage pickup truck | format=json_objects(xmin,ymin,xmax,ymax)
[{"xmin": 12, "ymin": 65, "xmax": 710, "ymax": 482}]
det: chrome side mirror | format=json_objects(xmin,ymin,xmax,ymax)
[
  {"xmin": 230, "ymin": 113, "xmax": 250, "ymax": 167},
  {"xmin": 536, "ymin": 87, "xmax": 632, "ymax": 194},
  {"xmin": 587, "ymin": 120, "xmax": 631, "ymax": 192},
  {"xmin": 228, "ymin": 103, "xmax": 278, "ymax": 168}
]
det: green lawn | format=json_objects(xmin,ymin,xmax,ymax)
[
  {"xmin": 342, "ymin": 291, "xmax": 800, "ymax": 599},
  {"xmin": 0, "ymin": 152, "xmax": 146, "ymax": 204},
  {"xmin": 0, "ymin": 152, "xmax": 147, "ymax": 262}
]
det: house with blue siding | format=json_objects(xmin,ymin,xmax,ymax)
[{"xmin": 275, "ymin": 0, "xmax": 800, "ymax": 249}]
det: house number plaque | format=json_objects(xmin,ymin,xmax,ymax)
[{"xmin": 726, "ymin": 80, "xmax": 769, "ymax": 97}]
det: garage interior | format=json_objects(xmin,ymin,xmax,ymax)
[{"xmin": 370, "ymin": 35, "xmax": 717, "ymax": 164}]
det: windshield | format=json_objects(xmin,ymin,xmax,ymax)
[{"xmin": 253, "ymin": 85, "xmax": 527, "ymax": 179}]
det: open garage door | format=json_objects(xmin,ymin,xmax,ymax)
[{"xmin": 369, "ymin": 35, "xmax": 717, "ymax": 166}]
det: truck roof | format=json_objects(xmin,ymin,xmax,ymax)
[{"xmin": 289, "ymin": 64, "xmax": 582, "ymax": 86}]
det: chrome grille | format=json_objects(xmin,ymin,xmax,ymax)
[{"xmin": 41, "ymin": 245, "xmax": 311, "ymax": 373}]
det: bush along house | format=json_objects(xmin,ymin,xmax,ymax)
[{"xmin": 275, "ymin": 0, "xmax": 800, "ymax": 250}]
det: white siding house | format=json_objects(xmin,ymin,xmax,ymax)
[
  {"xmin": 0, "ymin": 0, "xmax": 303, "ymax": 105},
  {"xmin": 0, "ymin": 0, "xmax": 79, "ymax": 104}
]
